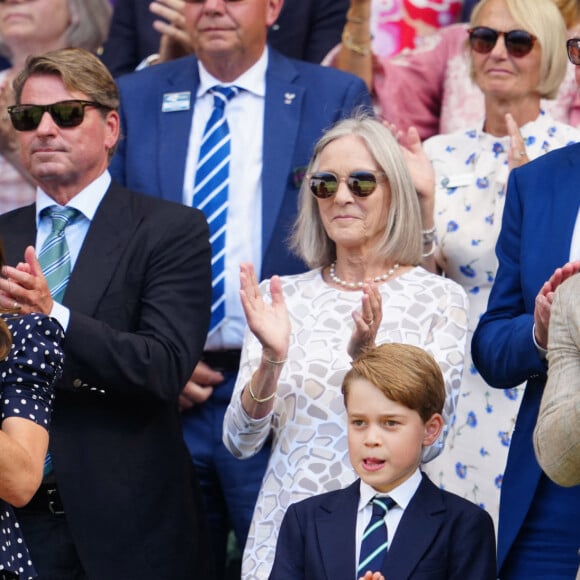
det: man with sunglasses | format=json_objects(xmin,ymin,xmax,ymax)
[
  {"xmin": 472, "ymin": 36, "xmax": 580, "ymax": 580},
  {"xmin": 0, "ymin": 48, "xmax": 215, "ymax": 579},
  {"xmin": 108, "ymin": 0, "xmax": 371, "ymax": 577}
]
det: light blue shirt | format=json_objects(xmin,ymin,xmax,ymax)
[{"xmin": 35, "ymin": 170, "xmax": 112, "ymax": 330}]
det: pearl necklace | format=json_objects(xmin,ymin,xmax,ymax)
[{"xmin": 329, "ymin": 261, "xmax": 400, "ymax": 289}]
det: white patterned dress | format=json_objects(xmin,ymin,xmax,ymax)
[
  {"xmin": 421, "ymin": 111, "xmax": 580, "ymax": 530},
  {"xmin": 223, "ymin": 267, "xmax": 468, "ymax": 579}
]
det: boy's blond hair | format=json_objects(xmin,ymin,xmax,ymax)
[{"xmin": 342, "ymin": 343, "xmax": 445, "ymax": 423}]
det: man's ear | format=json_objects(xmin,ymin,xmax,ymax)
[
  {"xmin": 422, "ymin": 413, "xmax": 444, "ymax": 447},
  {"xmin": 266, "ymin": 0, "xmax": 284, "ymax": 27}
]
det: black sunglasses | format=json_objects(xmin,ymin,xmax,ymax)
[
  {"xmin": 307, "ymin": 170, "xmax": 387, "ymax": 199},
  {"xmin": 7, "ymin": 100, "xmax": 108, "ymax": 131},
  {"xmin": 567, "ymin": 38, "xmax": 580, "ymax": 65},
  {"xmin": 468, "ymin": 26, "xmax": 537, "ymax": 58}
]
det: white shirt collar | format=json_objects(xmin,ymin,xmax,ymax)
[
  {"xmin": 35, "ymin": 170, "xmax": 112, "ymax": 226},
  {"xmin": 196, "ymin": 47, "xmax": 268, "ymax": 99},
  {"xmin": 357, "ymin": 468, "xmax": 422, "ymax": 512}
]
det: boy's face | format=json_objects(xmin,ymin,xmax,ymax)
[{"xmin": 346, "ymin": 378, "xmax": 443, "ymax": 493}]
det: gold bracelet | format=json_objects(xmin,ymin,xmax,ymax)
[
  {"xmin": 262, "ymin": 355, "xmax": 287, "ymax": 365},
  {"xmin": 342, "ymin": 29, "xmax": 371, "ymax": 56},
  {"xmin": 346, "ymin": 14, "xmax": 365, "ymax": 24},
  {"xmin": 248, "ymin": 376, "xmax": 276, "ymax": 404}
]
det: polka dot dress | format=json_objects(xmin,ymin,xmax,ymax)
[{"xmin": 0, "ymin": 313, "xmax": 64, "ymax": 579}]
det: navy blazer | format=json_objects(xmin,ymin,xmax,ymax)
[
  {"xmin": 472, "ymin": 143, "xmax": 580, "ymax": 574},
  {"xmin": 270, "ymin": 474, "xmax": 496, "ymax": 580},
  {"xmin": 1, "ymin": 184, "xmax": 213, "ymax": 579},
  {"xmin": 100, "ymin": 0, "xmax": 349, "ymax": 76},
  {"xmin": 109, "ymin": 48, "xmax": 371, "ymax": 281}
]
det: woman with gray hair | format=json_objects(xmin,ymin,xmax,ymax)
[
  {"xmin": 399, "ymin": 0, "xmax": 580, "ymax": 532},
  {"xmin": 223, "ymin": 115, "xmax": 469, "ymax": 579},
  {"xmin": 0, "ymin": 0, "xmax": 111, "ymax": 215}
]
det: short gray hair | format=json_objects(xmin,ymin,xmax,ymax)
[
  {"xmin": 290, "ymin": 114, "xmax": 423, "ymax": 269},
  {"xmin": 0, "ymin": 0, "xmax": 111, "ymax": 59}
]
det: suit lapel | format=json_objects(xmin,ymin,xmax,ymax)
[
  {"xmin": 158, "ymin": 57, "xmax": 200, "ymax": 204},
  {"xmin": 64, "ymin": 183, "xmax": 139, "ymax": 314},
  {"xmin": 262, "ymin": 50, "xmax": 305, "ymax": 257},
  {"xmin": 384, "ymin": 475, "xmax": 445, "ymax": 579},
  {"xmin": 0, "ymin": 205, "xmax": 36, "ymax": 264},
  {"xmin": 316, "ymin": 480, "xmax": 359, "ymax": 579}
]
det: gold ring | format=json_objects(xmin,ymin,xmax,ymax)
[
  {"xmin": 518, "ymin": 150, "xmax": 526, "ymax": 157},
  {"xmin": 12, "ymin": 301, "xmax": 20, "ymax": 310},
  {"xmin": 365, "ymin": 318, "xmax": 374, "ymax": 326}
]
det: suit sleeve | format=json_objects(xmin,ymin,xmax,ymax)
[
  {"xmin": 63, "ymin": 204, "xmax": 211, "ymax": 402},
  {"xmin": 534, "ymin": 279, "xmax": 580, "ymax": 486},
  {"xmin": 471, "ymin": 169, "xmax": 547, "ymax": 389},
  {"xmin": 269, "ymin": 503, "xmax": 306, "ymax": 580}
]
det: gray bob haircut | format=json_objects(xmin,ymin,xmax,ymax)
[
  {"xmin": 470, "ymin": 0, "xmax": 568, "ymax": 99},
  {"xmin": 0, "ymin": 0, "xmax": 112, "ymax": 59},
  {"xmin": 290, "ymin": 113, "xmax": 423, "ymax": 269}
]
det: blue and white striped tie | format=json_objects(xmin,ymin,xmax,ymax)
[
  {"xmin": 193, "ymin": 85, "xmax": 240, "ymax": 334},
  {"xmin": 358, "ymin": 496, "xmax": 396, "ymax": 575}
]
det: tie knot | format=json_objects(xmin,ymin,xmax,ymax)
[
  {"xmin": 43, "ymin": 206, "xmax": 82, "ymax": 234},
  {"xmin": 210, "ymin": 85, "xmax": 240, "ymax": 110},
  {"xmin": 371, "ymin": 496, "xmax": 395, "ymax": 517}
]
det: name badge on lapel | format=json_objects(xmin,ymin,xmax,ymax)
[{"xmin": 162, "ymin": 92, "xmax": 191, "ymax": 113}]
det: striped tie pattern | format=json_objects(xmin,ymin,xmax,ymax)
[
  {"xmin": 358, "ymin": 496, "xmax": 396, "ymax": 575},
  {"xmin": 38, "ymin": 205, "xmax": 81, "ymax": 477},
  {"xmin": 193, "ymin": 85, "xmax": 240, "ymax": 333},
  {"xmin": 38, "ymin": 206, "xmax": 81, "ymax": 304}
]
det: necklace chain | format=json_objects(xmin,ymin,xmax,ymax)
[{"xmin": 329, "ymin": 261, "xmax": 400, "ymax": 289}]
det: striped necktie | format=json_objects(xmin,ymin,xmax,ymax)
[
  {"xmin": 38, "ymin": 206, "xmax": 82, "ymax": 303},
  {"xmin": 38, "ymin": 205, "xmax": 81, "ymax": 477},
  {"xmin": 358, "ymin": 496, "xmax": 396, "ymax": 575},
  {"xmin": 193, "ymin": 85, "xmax": 240, "ymax": 334}
]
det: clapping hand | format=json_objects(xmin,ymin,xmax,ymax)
[
  {"xmin": 348, "ymin": 282, "xmax": 382, "ymax": 359},
  {"xmin": 358, "ymin": 571, "xmax": 385, "ymax": 580}
]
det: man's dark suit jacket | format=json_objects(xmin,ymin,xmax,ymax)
[
  {"xmin": 109, "ymin": 48, "xmax": 371, "ymax": 281},
  {"xmin": 270, "ymin": 474, "xmax": 497, "ymax": 580},
  {"xmin": 1, "ymin": 182, "xmax": 213, "ymax": 579},
  {"xmin": 100, "ymin": 0, "xmax": 350, "ymax": 76}
]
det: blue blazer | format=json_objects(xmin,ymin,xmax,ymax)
[
  {"xmin": 472, "ymin": 143, "xmax": 580, "ymax": 574},
  {"xmin": 270, "ymin": 474, "xmax": 496, "ymax": 580},
  {"xmin": 100, "ymin": 0, "xmax": 349, "ymax": 76},
  {"xmin": 109, "ymin": 48, "xmax": 372, "ymax": 280}
]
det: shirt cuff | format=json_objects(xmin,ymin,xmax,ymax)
[
  {"xmin": 49, "ymin": 301, "xmax": 71, "ymax": 331},
  {"xmin": 532, "ymin": 323, "xmax": 548, "ymax": 360}
]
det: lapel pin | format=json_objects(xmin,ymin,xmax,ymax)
[
  {"xmin": 284, "ymin": 92, "xmax": 296, "ymax": 105},
  {"xmin": 162, "ymin": 91, "xmax": 191, "ymax": 113}
]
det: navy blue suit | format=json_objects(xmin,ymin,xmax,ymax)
[
  {"xmin": 100, "ymin": 0, "xmax": 349, "ymax": 76},
  {"xmin": 109, "ymin": 47, "xmax": 371, "ymax": 574},
  {"xmin": 472, "ymin": 143, "xmax": 580, "ymax": 578},
  {"xmin": 270, "ymin": 474, "xmax": 496, "ymax": 580}
]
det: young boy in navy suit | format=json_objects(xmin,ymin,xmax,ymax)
[{"xmin": 269, "ymin": 343, "xmax": 496, "ymax": 580}]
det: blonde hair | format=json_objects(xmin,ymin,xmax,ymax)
[
  {"xmin": 290, "ymin": 113, "xmax": 422, "ymax": 269},
  {"xmin": 342, "ymin": 343, "xmax": 445, "ymax": 424},
  {"xmin": 470, "ymin": 0, "xmax": 568, "ymax": 99}
]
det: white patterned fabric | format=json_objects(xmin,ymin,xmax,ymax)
[
  {"xmin": 421, "ymin": 111, "xmax": 580, "ymax": 530},
  {"xmin": 223, "ymin": 266, "xmax": 468, "ymax": 579}
]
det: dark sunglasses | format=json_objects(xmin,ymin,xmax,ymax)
[
  {"xmin": 567, "ymin": 38, "xmax": 580, "ymax": 65},
  {"xmin": 7, "ymin": 100, "xmax": 108, "ymax": 131},
  {"xmin": 468, "ymin": 26, "xmax": 537, "ymax": 58},
  {"xmin": 307, "ymin": 170, "xmax": 387, "ymax": 199}
]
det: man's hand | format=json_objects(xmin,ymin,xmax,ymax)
[
  {"xmin": 178, "ymin": 360, "xmax": 225, "ymax": 411},
  {"xmin": 0, "ymin": 246, "xmax": 53, "ymax": 314},
  {"xmin": 150, "ymin": 0, "xmax": 193, "ymax": 63}
]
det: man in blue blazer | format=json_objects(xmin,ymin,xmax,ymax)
[
  {"xmin": 109, "ymin": 0, "xmax": 371, "ymax": 576},
  {"xmin": 100, "ymin": 0, "xmax": 349, "ymax": 76},
  {"xmin": 472, "ymin": 139, "xmax": 580, "ymax": 577}
]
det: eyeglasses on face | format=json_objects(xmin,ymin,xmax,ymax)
[
  {"xmin": 307, "ymin": 170, "xmax": 387, "ymax": 199},
  {"xmin": 7, "ymin": 100, "xmax": 108, "ymax": 131},
  {"xmin": 468, "ymin": 26, "xmax": 537, "ymax": 58},
  {"xmin": 567, "ymin": 38, "xmax": 580, "ymax": 65}
]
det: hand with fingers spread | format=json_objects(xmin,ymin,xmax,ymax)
[
  {"xmin": 348, "ymin": 282, "xmax": 382, "ymax": 359},
  {"xmin": 150, "ymin": 0, "xmax": 193, "ymax": 64}
]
